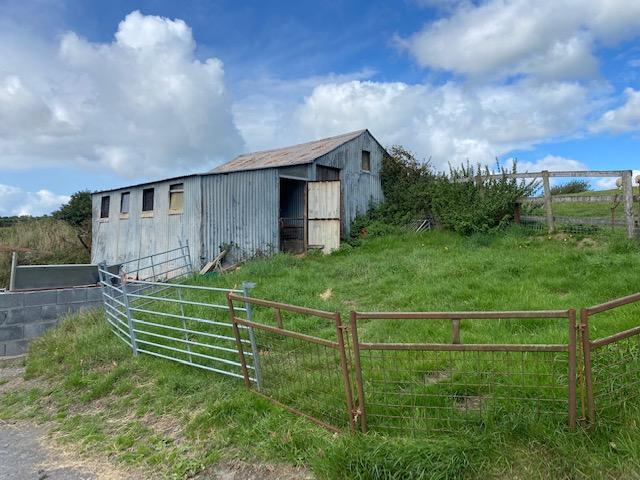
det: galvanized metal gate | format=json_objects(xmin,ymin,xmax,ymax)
[
  {"xmin": 97, "ymin": 245, "xmax": 261, "ymax": 385},
  {"xmin": 307, "ymin": 181, "xmax": 341, "ymax": 254}
]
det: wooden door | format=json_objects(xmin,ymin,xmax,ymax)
[{"xmin": 307, "ymin": 181, "xmax": 341, "ymax": 254}]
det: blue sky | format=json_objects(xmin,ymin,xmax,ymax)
[{"xmin": 1, "ymin": 0, "xmax": 639, "ymax": 214}]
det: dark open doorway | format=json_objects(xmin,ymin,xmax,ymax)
[{"xmin": 279, "ymin": 178, "xmax": 306, "ymax": 253}]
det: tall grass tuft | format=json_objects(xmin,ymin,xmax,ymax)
[{"xmin": 0, "ymin": 217, "xmax": 89, "ymax": 288}]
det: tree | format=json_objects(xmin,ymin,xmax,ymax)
[{"xmin": 52, "ymin": 190, "xmax": 92, "ymax": 251}]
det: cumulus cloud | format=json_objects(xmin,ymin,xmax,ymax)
[
  {"xmin": 0, "ymin": 10, "xmax": 243, "ymax": 177},
  {"xmin": 236, "ymin": 78, "xmax": 596, "ymax": 170},
  {"xmin": 0, "ymin": 185, "xmax": 69, "ymax": 216},
  {"xmin": 513, "ymin": 155, "xmax": 588, "ymax": 173},
  {"xmin": 592, "ymin": 88, "xmax": 640, "ymax": 133},
  {"xmin": 399, "ymin": 0, "xmax": 640, "ymax": 79}
]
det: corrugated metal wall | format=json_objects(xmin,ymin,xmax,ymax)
[
  {"xmin": 314, "ymin": 130, "xmax": 385, "ymax": 236},
  {"xmin": 201, "ymin": 169, "xmax": 279, "ymax": 262},
  {"xmin": 92, "ymin": 131, "xmax": 385, "ymax": 265},
  {"xmin": 91, "ymin": 176, "xmax": 202, "ymax": 268}
]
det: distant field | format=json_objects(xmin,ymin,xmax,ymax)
[
  {"xmin": 3, "ymin": 227, "xmax": 640, "ymax": 479},
  {"xmin": 525, "ymin": 187, "xmax": 640, "ymax": 219}
]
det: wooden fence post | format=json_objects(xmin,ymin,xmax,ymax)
[
  {"xmin": 514, "ymin": 203, "xmax": 521, "ymax": 224},
  {"xmin": 542, "ymin": 170, "xmax": 555, "ymax": 234},
  {"xmin": 623, "ymin": 171, "xmax": 634, "ymax": 239}
]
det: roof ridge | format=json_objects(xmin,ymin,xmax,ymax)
[
  {"xmin": 211, "ymin": 129, "xmax": 367, "ymax": 173},
  {"xmin": 233, "ymin": 129, "xmax": 366, "ymax": 158}
]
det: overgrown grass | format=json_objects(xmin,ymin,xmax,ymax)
[
  {"xmin": 3, "ymin": 227, "xmax": 640, "ymax": 478},
  {"xmin": 0, "ymin": 217, "xmax": 89, "ymax": 288}
]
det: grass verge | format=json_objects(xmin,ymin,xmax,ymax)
[{"xmin": 3, "ymin": 226, "xmax": 640, "ymax": 478}]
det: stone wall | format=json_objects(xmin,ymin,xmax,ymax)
[{"xmin": 0, "ymin": 286, "xmax": 102, "ymax": 356}]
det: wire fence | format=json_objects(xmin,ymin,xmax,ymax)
[
  {"xmin": 519, "ymin": 214, "xmax": 637, "ymax": 236},
  {"xmin": 580, "ymin": 293, "xmax": 640, "ymax": 425},
  {"xmin": 349, "ymin": 310, "xmax": 576, "ymax": 434}
]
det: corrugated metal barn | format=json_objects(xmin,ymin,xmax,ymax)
[{"xmin": 91, "ymin": 129, "xmax": 386, "ymax": 268}]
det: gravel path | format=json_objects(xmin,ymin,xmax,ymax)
[
  {"xmin": 0, "ymin": 421, "xmax": 96, "ymax": 480},
  {"xmin": 0, "ymin": 362, "xmax": 311, "ymax": 479}
]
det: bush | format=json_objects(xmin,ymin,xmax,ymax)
[
  {"xmin": 550, "ymin": 180, "xmax": 590, "ymax": 195},
  {"xmin": 349, "ymin": 146, "xmax": 434, "ymax": 242},
  {"xmin": 430, "ymin": 163, "xmax": 536, "ymax": 235},
  {"xmin": 348, "ymin": 147, "xmax": 536, "ymax": 240},
  {"xmin": 377, "ymin": 146, "xmax": 434, "ymax": 225}
]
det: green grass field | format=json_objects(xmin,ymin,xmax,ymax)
[
  {"xmin": 3, "ymin": 227, "xmax": 640, "ymax": 478},
  {"xmin": 525, "ymin": 187, "xmax": 640, "ymax": 219}
]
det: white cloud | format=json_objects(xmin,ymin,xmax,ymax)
[
  {"xmin": 593, "ymin": 88, "xmax": 640, "ymax": 133},
  {"xmin": 513, "ymin": 155, "xmax": 588, "ymax": 173},
  {"xmin": 0, "ymin": 10, "xmax": 243, "ymax": 178},
  {"xmin": 239, "ymin": 78, "xmax": 596, "ymax": 171},
  {"xmin": 399, "ymin": 0, "xmax": 640, "ymax": 80},
  {"xmin": 0, "ymin": 184, "xmax": 69, "ymax": 216}
]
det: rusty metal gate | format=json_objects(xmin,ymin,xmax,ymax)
[
  {"xmin": 227, "ymin": 293, "xmax": 582, "ymax": 433},
  {"xmin": 349, "ymin": 309, "xmax": 577, "ymax": 434},
  {"xmin": 579, "ymin": 292, "xmax": 640, "ymax": 425},
  {"xmin": 227, "ymin": 293, "xmax": 356, "ymax": 432}
]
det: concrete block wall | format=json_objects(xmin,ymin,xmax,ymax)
[{"xmin": 0, "ymin": 286, "xmax": 102, "ymax": 356}]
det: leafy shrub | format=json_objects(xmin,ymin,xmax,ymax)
[
  {"xmin": 377, "ymin": 146, "xmax": 434, "ymax": 225},
  {"xmin": 430, "ymin": 163, "xmax": 536, "ymax": 235},
  {"xmin": 348, "ymin": 147, "xmax": 536, "ymax": 240},
  {"xmin": 349, "ymin": 146, "xmax": 434, "ymax": 242},
  {"xmin": 550, "ymin": 180, "xmax": 590, "ymax": 195}
]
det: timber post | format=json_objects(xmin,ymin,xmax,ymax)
[
  {"xmin": 622, "ymin": 170, "xmax": 634, "ymax": 239},
  {"xmin": 542, "ymin": 170, "xmax": 555, "ymax": 234}
]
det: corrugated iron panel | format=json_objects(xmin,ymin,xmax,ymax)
[
  {"xmin": 212, "ymin": 130, "xmax": 365, "ymax": 173},
  {"xmin": 201, "ymin": 169, "xmax": 279, "ymax": 262},
  {"xmin": 314, "ymin": 130, "xmax": 385, "ymax": 236},
  {"xmin": 91, "ymin": 176, "xmax": 202, "ymax": 269}
]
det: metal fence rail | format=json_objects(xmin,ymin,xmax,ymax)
[
  {"xmin": 98, "ymin": 263, "xmax": 260, "ymax": 383},
  {"xmin": 227, "ymin": 293, "xmax": 355, "ymax": 433},
  {"xmin": 118, "ymin": 239, "xmax": 194, "ymax": 283},
  {"xmin": 97, "ymin": 267, "xmax": 133, "ymax": 348},
  {"xmin": 350, "ymin": 310, "xmax": 577, "ymax": 434}
]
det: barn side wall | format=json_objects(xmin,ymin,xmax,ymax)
[
  {"xmin": 91, "ymin": 176, "xmax": 203, "ymax": 268},
  {"xmin": 314, "ymin": 130, "xmax": 385, "ymax": 236},
  {"xmin": 201, "ymin": 169, "xmax": 279, "ymax": 262}
]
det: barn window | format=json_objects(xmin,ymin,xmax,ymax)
[
  {"xmin": 169, "ymin": 183, "xmax": 184, "ymax": 213},
  {"xmin": 142, "ymin": 188, "xmax": 154, "ymax": 213},
  {"xmin": 361, "ymin": 150, "xmax": 371, "ymax": 172},
  {"xmin": 100, "ymin": 196, "xmax": 110, "ymax": 219},
  {"xmin": 120, "ymin": 192, "xmax": 130, "ymax": 215}
]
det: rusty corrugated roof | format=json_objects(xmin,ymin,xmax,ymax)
[{"xmin": 211, "ymin": 129, "xmax": 366, "ymax": 173}]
